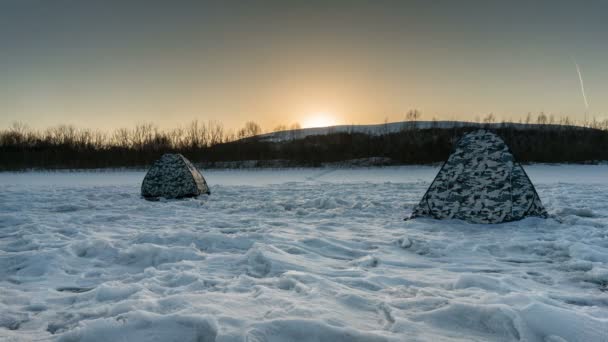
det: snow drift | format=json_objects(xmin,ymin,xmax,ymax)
[{"xmin": 1, "ymin": 165, "xmax": 607, "ymax": 341}]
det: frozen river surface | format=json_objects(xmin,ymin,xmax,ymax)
[{"xmin": 1, "ymin": 165, "xmax": 607, "ymax": 341}]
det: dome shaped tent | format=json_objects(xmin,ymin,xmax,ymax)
[
  {"xmin": 141, "ymin": 153, "xmax": 210, "ymax": 200},
  {"xmin": 410, "ymin": 130, "xmax": 547, "ymax": 223}
]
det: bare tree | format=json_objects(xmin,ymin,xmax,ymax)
[
  {"xmin": 401, "ymin": 110, "xmax": 420, "ymax": 131},
  {"xmin": 289, "ymin": 122, "xmax": 301, "ymax": 141},
  {"xmin": 483, "ymin": 113, "xmax": 495, "ymax": 124},
  {"xmin": 169, "ymin": 127, "xmax": 185, "ymax": 149},
  {"xmin": 536, "ymin": 112, "xmax": 547, "ymax": 125},
  {"xmin": 131, "ymin": 123, "xmax": 156, "ymax": 150},
  {"xmin": 208, "ymin": 121, "xmax": 224, "ymax": 145},
  {"xmin": 112, "ymin": 128, "xmax": 131, "ymax": 148},
  {"xmin": 44, "ymin": 125, "xmax": 77, "ymax": 146},
  {"xmin": 273, "ymin": 124, "xmax": 287, "ymax": 132},
  {"xmin": 223, "ymin": 128, "xmax": 236, "ymax": 143},
  {"xmin": 237, "ymin": 121, "xmax": 262, "ymax": 139},
  {"xmin": 91, "ymin": 130, "xmax": 107, "ymax": 148},
  {"xmin": 245, "ymin": 121, "xmax": 261, "ymax": 136},
  {"xmin": 406, "ymin": 109, "xmax": 420, "ymax": 122},
  {"xmin": 186, "ymin": 120, "xmax": 202, "ymax": 148},
  {"xmin": 10, "ymin": 122, "xmax": 29, "ymax": 135},
  {"xmin": 524, "ymin": 112, "xmax": 532, "ymax": 125}
]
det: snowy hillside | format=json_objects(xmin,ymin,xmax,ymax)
[
  {"xmin": 1, "ymin": 165, "xmax": 608, "ymax": 341},
  {"xmin": 257, "ymin": 121, "xmax": 583, "ymax": 142}
]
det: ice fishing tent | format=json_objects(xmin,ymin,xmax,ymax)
[
  {"xmin": 411, "ymin": 130, "xmax": 547, "ymax": 223},
  {"xmin": 141, "ymin": 153, "xmax": 210, "ymax": 200}
]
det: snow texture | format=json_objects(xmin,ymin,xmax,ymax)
[
  {"xmin": 412, "ymin": 130, "xmax": 547, "ymax": 223},
  {"xmin": 1, "ymin": 165, "xmax": 607, "ymax": 341},
  {"xmin": 141, "ymin": 154, "xmax": 210, "ymax": 199}
]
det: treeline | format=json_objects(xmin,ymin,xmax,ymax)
[
  {"xmin": 0, "ymin": 120, "xmax": 264, "ymax": 169},
  {"xmin": 1, "ymin": 115, "xmax": 607, "ymax": 170}
]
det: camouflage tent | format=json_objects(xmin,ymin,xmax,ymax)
[
  {"xmin": 141, "ymin": 153, "xmax": 210, "ymax": 200},
  {"xmin": 410, "ymin": 130, "xmax": 547, "ymax": 223}
]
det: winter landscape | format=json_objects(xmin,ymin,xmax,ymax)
[
  {"xmin": 1, "ymin": 165, "xmax": 607, "ymax": 341},
  {"xmin": 3, "ymin": 1, "xmax": 608, "ymax": 341}
]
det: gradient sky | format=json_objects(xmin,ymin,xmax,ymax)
[{"xmin": 1, "ymin": 0, "xmax": 607, "ymax": 130}]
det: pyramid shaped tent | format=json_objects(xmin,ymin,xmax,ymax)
[
  {"xmin": 411, "ymin": 130, "xmax": 547, "ymax": 223},
  {"xmin": 141, "ymin": 153, "xmax": 210, "ymax": 199}
]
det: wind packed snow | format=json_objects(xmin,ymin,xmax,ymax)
[{"xmin": 1, "ymin": 165, "xmax": 607, "ymax": 341}]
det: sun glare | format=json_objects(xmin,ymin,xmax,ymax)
[{"xmin": 302, "ymin": 112, "xmax": 337, "ymax": 128}]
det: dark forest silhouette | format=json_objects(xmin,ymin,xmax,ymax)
[{"xmin": 1, "ymin": 113, "xmax": 607, "ymax": 170}]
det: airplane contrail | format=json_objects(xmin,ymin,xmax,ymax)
[{"xmin": 574, "ymin": 60, "xmax": 589, "ymax": 111}]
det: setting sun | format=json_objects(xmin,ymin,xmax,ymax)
[{"xmin": 302, "ymin": 112, "xmax": 338, "ymax": 128}]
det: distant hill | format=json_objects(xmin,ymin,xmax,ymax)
[{"xmin": 257, "ymin": 121, "xmax": 588, "ymax": 142}]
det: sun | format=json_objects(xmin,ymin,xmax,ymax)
[{"xmin": 302, "ymin": 112, "xmax": 337, "ymax": 128}]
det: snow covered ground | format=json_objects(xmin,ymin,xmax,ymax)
[{"xmin": 1, "ymin": 165, "xmax": 607, "ymax": 341}]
